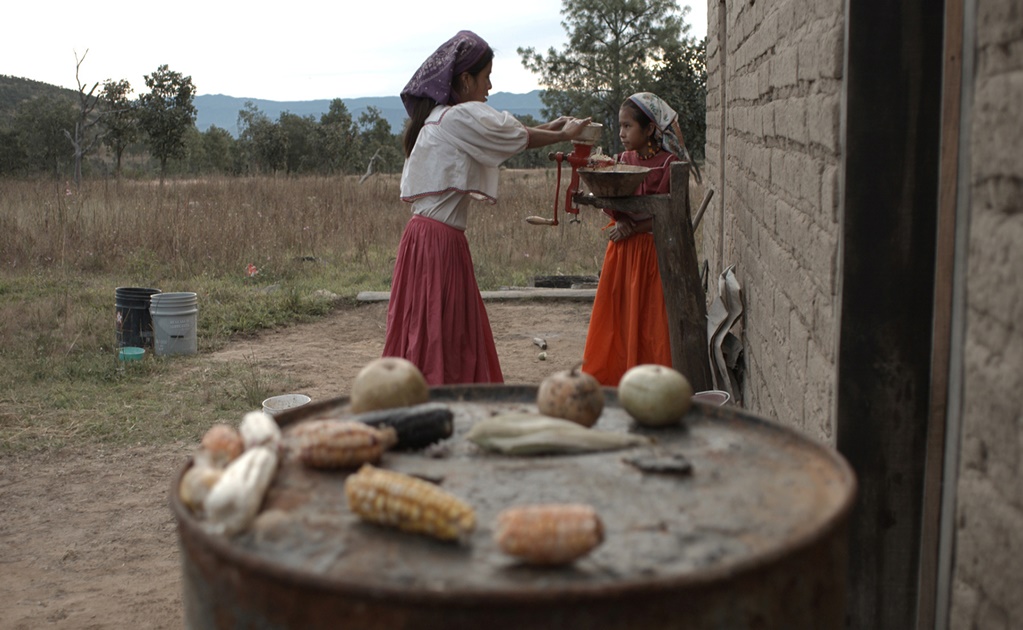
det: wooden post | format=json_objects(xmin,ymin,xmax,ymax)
[
  {"xmin": 837, "ymin": 0, "xmax": 944, "ymax": 626},
  {"xmin": 574, "ymin": 161, "xmax": 713, "ymax": 392},
  {"xmin": 655, "ymin": 162, "xmax": 713, "ymax": 391}
]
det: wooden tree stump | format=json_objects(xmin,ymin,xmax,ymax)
[{"xmin": 574, "ymin": 162, "xmax": 713, "ymax": 392}]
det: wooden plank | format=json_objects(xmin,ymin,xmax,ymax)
[
  {"xmin": 836, "ymin": 0, "xmax": 945, "ymax": 627},
  {"xmin": 918, "ymin": 0, "xmax": 965, "ymax": 627}
]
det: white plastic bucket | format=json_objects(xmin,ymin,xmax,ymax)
[
  {"xmin": 262, "ymin": 394, "xmax": 312, "ymax": 416},
  {"xmin": 150, "ymin": 292, "xmax": 198, "ymax": 356}
]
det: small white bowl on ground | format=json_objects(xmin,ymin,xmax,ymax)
[
  {"xmin": 262, "ymin": 394, "xmax": 311, "ymax": 416},
  {"xmin": 692, "ymin": 390, "xmax": 730, "ymax": 406}
]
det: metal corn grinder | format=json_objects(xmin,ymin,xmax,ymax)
[{"xmin": 526, "ymin": 122, "xmax": 603, "ymax": 227}]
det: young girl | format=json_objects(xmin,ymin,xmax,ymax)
[
  {"xmin": 384, "ymin": 30, "xmax": 591, "ymax": 386},
  {"xmin": 582, "ymin": 92, "xmax": 691, "ymax": 386}
]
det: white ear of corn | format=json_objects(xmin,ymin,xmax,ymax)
[
  {"xmin": 344, "ymin": 464, "xmax": 476, "ymax": 543},
  {"xmin": 203, "ymin": 446, "xmax": 278, "ymax": 536},
  {"xmin": 240, "ymin": 411, "xmax": 282, "ymax": 451},
  {"xmin": 494, "ymin": 503, "xmax": 604, "ymax": 565}
]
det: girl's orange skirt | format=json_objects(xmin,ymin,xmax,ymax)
[{"xmin": 582, "ymin": 232, "xmax": 671, "ymax": 386}]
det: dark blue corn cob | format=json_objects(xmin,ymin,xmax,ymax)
[{"xmin": 355, "ymin": 402, "xmax": 454, "ymax": 450}]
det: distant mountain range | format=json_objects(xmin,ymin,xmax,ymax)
[
  {"xmin": 0, "ymin": 75, "xmax": 546, "ymax": 138},
  {"xmin": 195, "ymin": 91, "xmax": 546, "ymax": 137}
]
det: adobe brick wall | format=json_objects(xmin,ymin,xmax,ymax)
[
  {"xmin": 948, "ymin": 0, "xmax": 1023, "ymax": 626},
  {"xmin": 706, "ymin": 0, "xmax": 1022, "ymax": 625},
  {"xmin": 704, "ymin": 0, "xmax": 844, "ymax": 442}
]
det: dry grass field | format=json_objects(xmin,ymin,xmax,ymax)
[{"xmin": 0, "ymin": 168, "xmax": 703, "ymax": 450}]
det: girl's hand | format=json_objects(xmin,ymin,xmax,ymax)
[{"xmin": 609, "ymin": 219, "xmax": 635, "ymax": 242}]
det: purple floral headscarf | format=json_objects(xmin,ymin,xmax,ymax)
[{"xmin": 401, "ymin": 30, "xmax": 491, "ymax": 117}]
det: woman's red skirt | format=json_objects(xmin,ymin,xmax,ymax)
[{"xmin": 382, "ymin": 214, "xmax": 503, "ymax": 386}]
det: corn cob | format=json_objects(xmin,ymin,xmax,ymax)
[
  {"xmin": 287, "ymin": 420, "xmax": 397, "ymax": 469},
  {"xmin": 240, "ymin": 411, "xmax": 282, "ymax": 452},
  {"xmin": 355, "ymin": 402, "xmax": 454, "ymax": 450},
  {"xmin": 494, "ymin": 503, "xmax": 604, "ymax": 565},
  {"xmin": 203, "ymin": 445, "xmax": 279, "ymax": 536},
  {"xmin": 200, "ymin": 423, "xmax": 244, "ymax": 467},
  {"xmin": 344, "ymin": 464, "xmax": 476, "ymax": 543},
  {"xmin": 179, "ymin": 463, "xmax": 223, "ymax": 514}
]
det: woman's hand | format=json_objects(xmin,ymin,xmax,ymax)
[
  {"xmin": 538, "ymin": 116, "xmax": 573, "ymax": 131},
  {"xmin": 561, "ymin": 117, "xmax": 593, "ymax": 141},
  {"xmin": 525, "ymin": 116, "xmax": 593, "ymax": 149}
]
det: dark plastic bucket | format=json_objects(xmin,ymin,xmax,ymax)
[{"xmin": 115, "ymin": 287, "xmax": 161, "ymax": 348}]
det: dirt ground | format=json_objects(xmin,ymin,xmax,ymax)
[{"xmin": 0, "ymin": 298, "xmax": 594, "ymax": 629}]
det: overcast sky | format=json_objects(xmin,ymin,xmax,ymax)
[{"xmin": 5, "ymin": 1, "xmax": 708, "ymax": 102}]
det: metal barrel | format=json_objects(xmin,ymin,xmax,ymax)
[{"xmin": 172, "ymin": 385, "xmax": 856, "ymax": 630}]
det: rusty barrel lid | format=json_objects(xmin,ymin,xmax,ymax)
[{"xmin": 172, "ymin": 385, "xmax": 857, "ymax": 629}]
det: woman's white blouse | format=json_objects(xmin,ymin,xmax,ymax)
[{"xmin": 400, "ymin": 101, "xmax": 529, "ymax": 230}]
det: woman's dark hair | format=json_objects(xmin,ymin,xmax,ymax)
[
  {"xmin": 402, "ymin": 48, "xmax": 495, "ymax": 157},
  {"xmin": 621, "ymin": 98, "xmax": 655, "ymax": 135}
]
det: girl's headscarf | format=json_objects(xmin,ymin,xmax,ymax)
[
  {"xmin": 401, "ymin": 31, "xmax": 491, "ymax": 117},
  {"xmin": 628, "ymin": 92, "xmax": 701, "ymax": 183}
]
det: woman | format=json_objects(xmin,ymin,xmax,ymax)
[
  {"xmin": 582, "ymin": 92, "xmax": 693, "ymax": 386},
  {"xmin": 383, "ymin": 30, "xmax": 592, "ymax": 385}
]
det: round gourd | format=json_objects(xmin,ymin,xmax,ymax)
[
  {"xmin": 350, "ymin": 357, "xmax": 429, "ymax": 413},
  {"xmin": 537, "ymin": 365, "xmax": 604, "ymax": 427},
  {"xmin": 617, "ymin": 364, "xmax": 693, "ymax": 427}
]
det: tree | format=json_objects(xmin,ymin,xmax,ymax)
[
  {"xmin": 518, "ymin": 0, "xmax": 690, "ymax": 153},
  {"xmin": 66, "ymin": 50, "xmax": 103, "ymax": 188},
  {"xmin": 0, "ymin": 129, "xmax": 22, "ymax": 175},
  {"xmin": 99, "ymin": 78, "xmax": 138, "ymax": 177},
  {"xmin": 654, "ymin": 37, "xmax": 707, "ymax": 160},
  {"xmin": 14, "ymin": 95, "xmax": 76, "ymax": 177},
  {"xmin": 278, "ymin": 111, "xmax": 318, "ymax": 175},
  {"xmin": 237, "ymin": 102, "xmax": 287, "ymax": 174},
  {"xmin": 200, "ymin": 125, "xmax": 234, "ymax": 174},
  {"xmin": 137, "ymin": 64, "xmax": 197, "ymax": 180},
  {"xmin": 318, "ymin": 99, "xmax": 360, "ymax": 174},
  {"xmin": 357, "ymin": 107, "xmax": 402, "ymax": 174}
]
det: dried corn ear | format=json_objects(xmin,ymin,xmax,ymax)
[
  {"xmin": 240, "ymin": 411, "xmax": 282, "ymax": 451},
  {"xmin": 494, "ymin": 503, "xmax": 604, "ymax": 565},
  {"xmin": 204, "ymin": 445, "xmax": 279, "ymax": 536},
  {"xmin": 356, "ymin": 402, "xmax": 454, "ymax": 450},
  {"xmin": 344, "ymin": 464, "xmax": 476, "ymax": 543},
  {"xmin": 179, "ymin": 464, "xmax": 223, "ymax": 514},
  {"xmin": 200, "ymin": 423, "xmax": 244, "ymax": 467},
  {"xmin": 287, "ymin": 420, "xmax": 397, "ymax": 468}
]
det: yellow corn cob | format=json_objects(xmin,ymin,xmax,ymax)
[
  {"xmin": 494, "ymin": 503, "xmax": 604, "ymax": 565},
  {"xmin": 344, "ymin": 464, "xmax": 476, "ymax": 543},
  {"xmin": 288, "ymin": 420, "xmax": 397, "ymax": 469}
]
